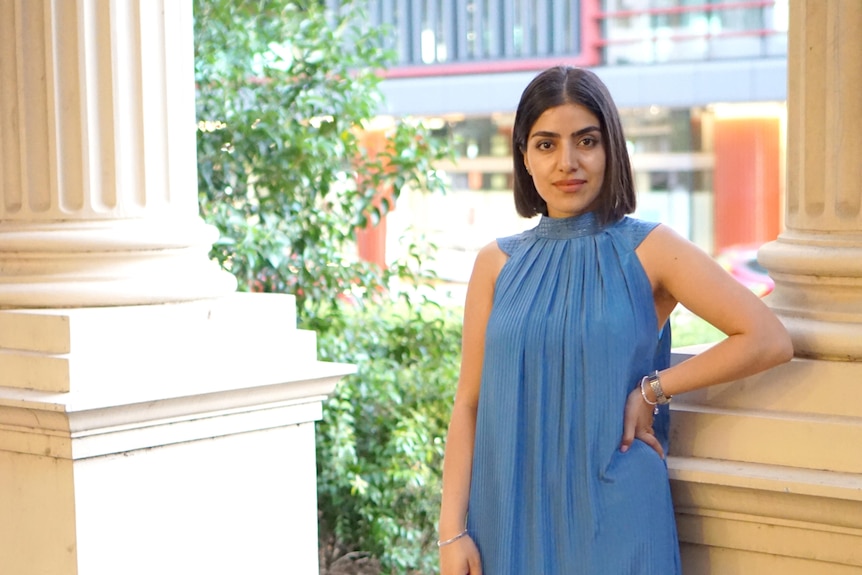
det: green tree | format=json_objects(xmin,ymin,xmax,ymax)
[
  {"xmin": 193, "ymin": 1, "xmax": 459, "ymax": 572},
  {"xmin": 194, "ymin": 0, "xmax": 450, "ymax": 330}
]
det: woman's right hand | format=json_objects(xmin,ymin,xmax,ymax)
[{"xmin": 439, "ymin": 534, "xmax": 483, "ymax": 575}]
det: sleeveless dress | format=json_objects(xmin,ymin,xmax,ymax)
[{"xmin": 466, "ymin": 212, "xmax": 681, "ymax": 574}]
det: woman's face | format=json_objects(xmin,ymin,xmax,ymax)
[{"xmin": 523, "ymin": 103, "xmax": 606, "ymax": 219}]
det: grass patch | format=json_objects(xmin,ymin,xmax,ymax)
[{"xmin": 670, "ymin": 307, "xmax": 725, "ymax": 348}]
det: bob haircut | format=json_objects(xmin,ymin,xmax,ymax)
[{"xmin": 512, "ymin": 66, "xmax": 636, "ymax": 224}]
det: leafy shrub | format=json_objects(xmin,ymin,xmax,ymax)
[{"xmin": 316, "ymin": 302, "xmax": 462, "ymax": 573}]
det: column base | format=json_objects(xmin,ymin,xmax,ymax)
[
  {"xmin": 759, "ymin": 232, "xmax": 862, "ymax": 361},
  {"xmin": 0, "ymin": 218, "xmax": 237, "ymax": 308}
]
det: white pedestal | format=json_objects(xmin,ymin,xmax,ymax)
[{"xmin": 0, "ymin": 293, "xmax": 354, "ymax": 575}]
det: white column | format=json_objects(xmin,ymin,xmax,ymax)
[
  {"xmin": 0, "ymin": 0, "xmax": 235, "ymax": 307},
  {"xmin": 758, "ymin": 0, "xmax": 862, "ymax": 360},
  {"xmin": 668, "ymin": 3, "xmax": 862, "ymax": 573},
  {"xmin": 0, "ymin": 2, "xmax": 351, "ymax": 574}
]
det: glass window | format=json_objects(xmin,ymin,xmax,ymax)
[{"xmin": 601, "ymin": 0, "xmax": 787, "ymax": 64}]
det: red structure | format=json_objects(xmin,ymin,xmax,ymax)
[
  {"xmin": 713, "ymin": 116, "xmax": 781, "ymax": 251},
  {"xmin": 355, "ymin": 130, "xmax": 392, "ymax": 269}
]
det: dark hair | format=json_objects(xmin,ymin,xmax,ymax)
[{"xmin": 512, "ymin": 66, "xmax": 635, "ymax": 224}]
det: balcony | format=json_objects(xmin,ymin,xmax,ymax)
[
  {"xmin": 328, "ymin": 0, "xmax": 601, "ymax": 77},
  {"xmin": 330, "ymin": 0, "xmax": 787, "ymax": 79}
]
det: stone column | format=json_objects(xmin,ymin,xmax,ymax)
[
  {"xmin": 0, "ymin": 0, "xmax": 236, "ymax": 306},
  {"xmin": 758, "ymin": 0, "xmax": 862, "ymax": 361},
  {"xmin": 0, "ymin": 2, "xmax": 352, "ymax": 574},
  {"xmin": 668, "ymin": 2, "xmax": 862, "ymax": 573}
]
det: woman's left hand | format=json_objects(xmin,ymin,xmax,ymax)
[{"xmin": 620, "ymin": 386, "xmax": 665, "ymax": 458}]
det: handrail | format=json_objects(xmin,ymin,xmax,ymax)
[
  {"xmin": 596, "ymin": 28, "xmax": 784, "ymax": 48},
  {"xmin": 599, "ymin": 0, "xmax": 778, "ymax": 19}
]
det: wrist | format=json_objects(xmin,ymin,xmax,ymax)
[
  {"xmin": 645, "ymin": 370, "xmax": 672, "ymax": 405},
  {"xmin": 438, "ymin": 520, "xmax": 466, "ymax": 541},
  {"xmin": 639, "ymin": 375, "xmax": 659, "ymax": 413},
  {"xmin": 437, "ymin": 528, "xmax": 468, "ymax": 548},
  {"xmin": 639, "ymin": 377, "xmax": 658, "ymax": 404}
]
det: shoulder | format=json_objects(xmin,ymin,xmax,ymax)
[
  {"xmin": 638, "ymin": 223, "xmax": 698, "ymax": 257},
  {"xmin": 471, "ymin": 240, "xmax": 508, "ymax": 288},
  {"xmin": 471, "ymin": 224, "xmax": 539, "ymax": 289},
  {"xmin": 637, "ymin": 223, "xmax": 720, "ymax": 287},
  {"xmin": 461, "ymin": 240, "xmax": 507, "ymax": 332},
  {"xmin": 496, "ymin": 228, "xmax": 534, "ymax": 256},
  {"xmin": 611, "ymin": 216, "xmax": 662, "ymax": 248}
]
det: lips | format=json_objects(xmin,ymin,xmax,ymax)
[{"xmin": 553, "ymin": 179, "xmax": 586, "ymax": 192}]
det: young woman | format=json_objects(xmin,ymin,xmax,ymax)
[{"xmin": 438, "ymin": 66, "xmax": 793, "ymax": 575}]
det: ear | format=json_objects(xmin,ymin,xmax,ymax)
[{"xmin": 523, "ymin": 156, "xmax": 532, "ymax": 176}]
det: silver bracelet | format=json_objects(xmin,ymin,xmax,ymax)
[
  {"xmin": 437, "ymin": 528, "xmax": 468, "ymax": 548},
  {"xmin": 640, "ymin": 375, "xmax": 659, "ymax": 415},
  {"xmin": 646, "ymin": 370, "xmax": 672, "ymax": 405}
]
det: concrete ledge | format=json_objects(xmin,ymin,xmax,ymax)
[
  {"xmin": 681, "ymin": 543, "xmax": 862, "ymax": 575},
  {"xmin": 670, "ymin": 404, "xmax": 862, "ymax": 473},
  {"xmin": 670, "ymin": 456, "xmax": 862, "ymax": 570},
  {"xmin": 669, "ymin": 456, "xmax": 862, "ymax": 504},
  {"xmin": 672, "ymin": 352, "xmax": 862, "ymax": 418},
  {"xmin": 0, "ymin": 360, "xmax": 353, "ymax": 459}
]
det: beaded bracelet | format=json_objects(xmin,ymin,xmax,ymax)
[
  {"xmin": 437, "ymin": 528, "xmax": 468, "ymax": 548},
  {"xmin": 640, "ymin": 375, "xmax": 659, "ymax": 415}
]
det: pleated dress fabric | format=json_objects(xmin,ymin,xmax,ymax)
[{"xmin": 466, "ymin": 212, "xmax": 681, "ymax": 574}]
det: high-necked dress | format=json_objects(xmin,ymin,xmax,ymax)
[{"xmin": 466, "ymin": 211, "xmax": 681, "ymax": 574}]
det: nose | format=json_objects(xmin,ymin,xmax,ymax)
[{"xmin": 559, "ymin": 142, "xmax": 578, "ymax": 172}]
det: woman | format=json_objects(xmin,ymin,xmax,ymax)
[{"xmin": 437, "ymin": 66, "xmax": 793, "ymax": 574}]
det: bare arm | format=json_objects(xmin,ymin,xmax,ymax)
[
  {"xmin": 438, "ymin": 241, "xmax": 506, "ymax": 575},
  {"xmin": 622, "ymin": 225, "xmax": 793, "ymax": 456},
  {"xmin": 642, "ymin": 225, "xmax": 793, "ymax": 395}
]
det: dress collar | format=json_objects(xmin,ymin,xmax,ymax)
[{"xmin": 535, "ymin": 211, "xmax": 603, "ymax": 239}]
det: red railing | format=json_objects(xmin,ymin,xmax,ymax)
[
  {"xmin": 598, "ymin": 0, "xmax": 785, "ymax": 64},
  {"xmin": 598, "ymin": 0, "xmax": 777, "ymax": 19},
  {"xmin": 595, "ymin": 28, "xmax": 783, "ymax": 48}
]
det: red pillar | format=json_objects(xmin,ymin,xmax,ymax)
[
  {"xmin": 355, "ymin": 130, "xmax": 392, "ymax": 269},
  {"xmin": 712, "ymin": 117, "xmax": 781, "ymax": 252},
  {"xmin": 355, "ymin": 209, "xmax": 388, "ymax": 268}
]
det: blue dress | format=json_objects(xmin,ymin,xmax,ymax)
[{"xmin": 466, "ymin": 212, "xmax": 681, "ymax": 574}]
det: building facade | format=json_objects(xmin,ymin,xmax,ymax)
[{"xmin": 341, "ymin": 0, "xmax": 789, "ymax": 281}]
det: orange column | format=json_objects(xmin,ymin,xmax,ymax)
[
  {"xmin": 355, "ymin": 203, "xmax": 388, "ymax": 268},
  {"xmin": 712, "ymin": 117, "xmax": 781, "ymax": 252},
  {"xmin": 355, "ymin": 130, "xmax": 393, "ymax": 268}
]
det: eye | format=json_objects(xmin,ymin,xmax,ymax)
[
  {"xmin": 536, "ymin": 140, "xmax": 554, "ymax": 151},
  {"xmin": 579, "ymin": 135, "xmax": 599, "ymax": 148}
]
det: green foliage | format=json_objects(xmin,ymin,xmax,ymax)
[
  {"xmin": 194, "ymin": 0, "xmax": 451, "ymax": 326},
  {"xmin": 193, "ymin": 1, "xmax": 459, "ymax": 572},
  {"xmin": 670, "ymin": 307, "xmax": 726, "ymax": 347},
  {"xmin": 317, "ymin": 302, "xmax": 462, "ymax": 573}
]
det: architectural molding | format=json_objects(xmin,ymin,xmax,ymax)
[{"xmin": 0, "ymin": 0, "xmax": 235, "ymax": 307}]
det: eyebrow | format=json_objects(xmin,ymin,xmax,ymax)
[{"xmin": 530, "ymin": 125, "xmax": 601, "ymax": 140}]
